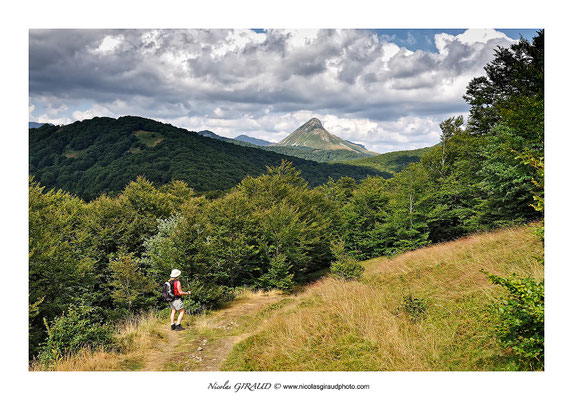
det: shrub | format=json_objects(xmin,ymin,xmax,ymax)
[
  {"xmin": 481, "ymin": 270, "xmax": 544, "ymax": 370},
  {"xmin": 330, "ymin": 240, "xmax": 364, "ymax": 280},
  {"xmin": 184, "ymin": 280, "xmax": 235, "ymax": 313},
  {"xmin": 109, "ymin": 252, "xmax": 155, "ymax": 311},
  {"xmin": 257, "ymin": 253, "xmax": 295, "ymax": 293},
  {"xmin": 399, "ymin": 294, "xmax": 428, "ymax": 322},
  {"xmin": 39, "ymin": 304, "xmax": 115, "ymax": 366}
]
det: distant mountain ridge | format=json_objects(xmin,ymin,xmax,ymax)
[
  {"xmin": 194, "ymin": 122, "xmax": 376, "ymax": 163},
  {"xmin": 234, "ymin": 135, "xmax": 274, "ymax": 146},
  {"xmin": 197, "ymin": 130, "xmax": 226, "ymax": 140},
  {"xmin": 29, "ymin": 116, "xmax": 382, "ymax": 199},
  {"xmin": 274, "ymin": 118, "xmax": 377, "ymax": 156},
  {"xmin": 29, "ymin": 122, "xmax": 54, "ymax": 129}
]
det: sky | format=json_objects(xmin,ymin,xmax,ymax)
[{"xmin": 29, "ymin": 28, "xmax": 540, "ymax": 153}]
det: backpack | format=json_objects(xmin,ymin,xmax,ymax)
[{"xmin": 162, "ymin": 281, "xmax": 175, "ymax": 302}]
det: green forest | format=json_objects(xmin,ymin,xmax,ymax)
[
  {"xmin": 341, "ymin": 146, "xmax": 436, "ymax": 175},
  {"xmin": 29, "ymin": 31, "xmax": 544, "ymax": 368}
]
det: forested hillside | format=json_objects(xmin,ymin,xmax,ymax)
[
  {"xmin": 29, "ymin": 31, "xmax": 544, "ymax": 370},
  {"xmin": 262, "ymin": 145, "xmax": 375, "ymax": 163},
  {"xmin": 341, "ymin": 146, "xmax": 436, "ymax": 175},
  {"xmin": 29, "ymin": 116, "xmax": 381, "ymax": 200}
]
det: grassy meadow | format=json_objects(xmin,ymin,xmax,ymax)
[{"xmin": 222, "ymin": 223, "xmax": 543, "ymax": 371}]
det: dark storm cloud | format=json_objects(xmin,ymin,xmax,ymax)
[{"xmin": 30, "ymin": 29, "xmax": 180, "ymax": 102}]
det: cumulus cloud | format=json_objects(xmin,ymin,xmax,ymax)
[{"xmin": 29, "ymin": 29, "xmax": 517, "ymax": 152}]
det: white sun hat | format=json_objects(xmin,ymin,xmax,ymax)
[{"xmin": 170, "ymin": 269, "xmax": 181, "ymax": 278}]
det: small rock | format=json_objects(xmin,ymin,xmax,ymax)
[{"xmin": 197, "ymin": 347, "xmax": 203, "ymax": 351}]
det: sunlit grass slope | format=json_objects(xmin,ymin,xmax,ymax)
[{"xmin": 222, "ymin": 223, "xmax": 543, "ymax": 371}]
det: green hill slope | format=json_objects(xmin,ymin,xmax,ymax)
[
  {"xmin": 341, "ymin": 145, "xmax": 437, "ymax": 175},
  {"xmin": 29, "ymin": 116, "xmax": 382, "ymax": 200}
]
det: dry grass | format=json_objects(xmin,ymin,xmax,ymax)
[
  {"xmin": 63, "ymin": 149, "xmax": 86, "ymax": 159},
  {"xmin": 30, "ymin": 311, "xmax": 166, "ymax": 371},
  {"xmin": 222, "ymin": 223, "xmax": 543, "ymax": 371},
  {"xmin": 134, "ymin": 130, "xmax": 164, "ymax": 147}
]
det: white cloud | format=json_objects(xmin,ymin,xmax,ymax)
[
  {"xmin": 381, "ymin": 42, "xmax": 400, "ymax": 62},
  {"xmin": 212, "ymin": 29, "xmax": 266, "ymax": 57},
  {"xmin": 435, "ymin": 29, "xmax": 514, "ymax": 55},
  {"xmin": 93, "ymin": 35, "xmax": 123, "ymax": 54},
  {"xmin": 71, "ymin": 100, "xmax": 130, "ymax": 122},
  {"xmin": 72, "ymin": 106, "xmax": 115, "ymax": 122},
  {"xmin": 319, "ymin": 114, "xmax": 443, "ymax": 152},
  {"xmin": 284, "ymin": 29, "xmax": 320, "ymax": 48},
  {"xmin": 457, "ymin": 29, "xmax": 511, "ymax": 44}
]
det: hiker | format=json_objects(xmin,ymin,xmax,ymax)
[{"xmin": 165, "ymin": 269, "xmax": 191, "ymax": 331}]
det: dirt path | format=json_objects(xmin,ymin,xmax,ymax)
[
  {"xmin": 140, "ymin": 324, "xmax": 182, "ymax": 371},
  {"xmin": 140, "ymin": 291, "xmax": 287, "ymax": 371}
]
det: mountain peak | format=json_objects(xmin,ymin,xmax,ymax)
[
  {"xmin": 305, "ymin": 117, "xmax": 323, "ymax": 128},
  {"xmin": 275, "ymin": 118, "xmax": 377, "ymax": 156}
]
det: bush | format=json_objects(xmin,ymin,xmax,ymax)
[
  {"xmin": 330, "ymin": 240, "xmax": 364, "ymax": 280},
  {"xmin": 257, "ymin": 253, "xmax": 295, "ymax": 293},
  {"xmin": 39, "ymin": 304, "xmax": 115, "ymax": 366},
  {"xmin": 481, "ymin": 270, "xmax": 544, "ymax": 370},
  {"xmin": 184, "ymin": 280, "xmax": 235, "ymax": 313},
  {"xmin": 399, "ymin": 294, "xmax": 428, "ymax": 322}
]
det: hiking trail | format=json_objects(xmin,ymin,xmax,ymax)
[{"xmin": 139, "ymin": 290, "xmax": 287, "ymax": 371}]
